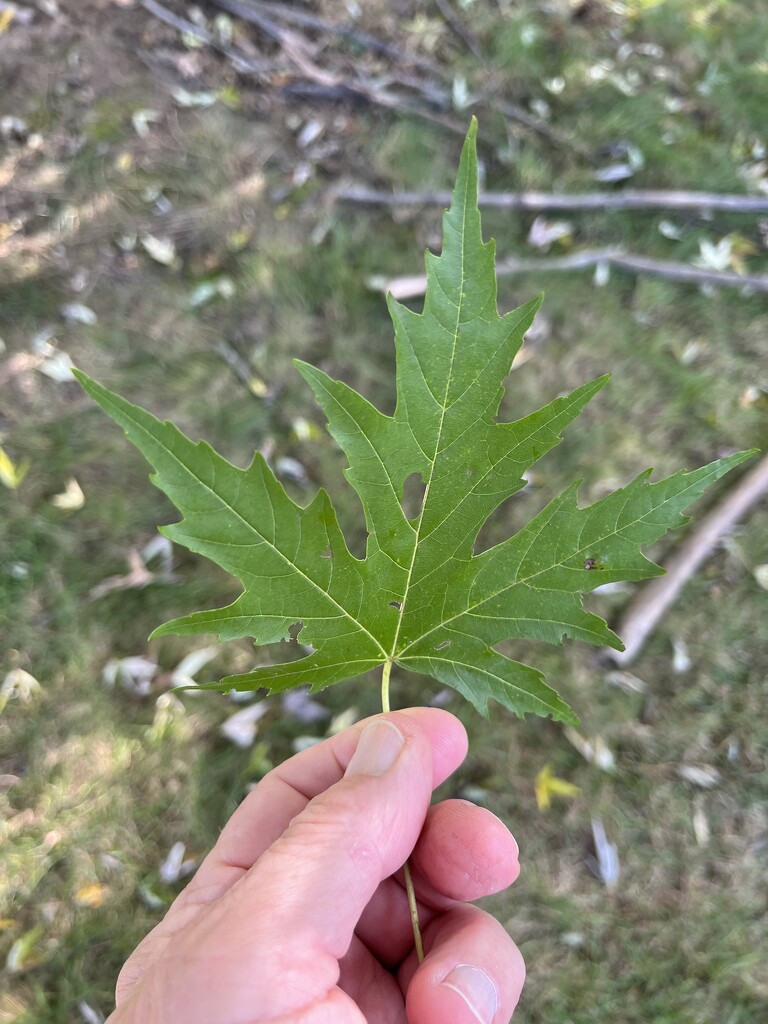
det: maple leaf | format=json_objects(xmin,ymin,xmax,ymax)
[{"xmin": 74, "ymin": 120, "xmax": 754, "ymax": 726}]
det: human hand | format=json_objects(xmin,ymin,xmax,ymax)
[{"xmin": 109, "ymin": 708, "xmax": 525, "ymax": 1023}]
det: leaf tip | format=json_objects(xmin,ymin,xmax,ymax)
[
  {"xmin": 557, "ymin": 707, "xmax": 580, "ymax": 728},
  {"xmin": 149, "ymin": 613, "xmax": 187, "ymax": 641}
]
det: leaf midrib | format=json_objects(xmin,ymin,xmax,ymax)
[
  {"xmin": 396, "ymin": 467, "xmax": 723, "ymax": 659},
  {"xmin": 111, "ymin": 392, "xmax": 389, "ymax": 660},
  {"xmin": 389, "ymin": 187, "xmax": 470, "ymax": 662}
]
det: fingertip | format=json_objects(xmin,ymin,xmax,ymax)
[
  {"xmin": 412, "ymin": 800, "xmax": 520, "ymax": 902},
  {"xmin": 386, "ymin": 707, "xmax": 468, "ymax": 788},
  {"xmin": 403, "ymin": 906, "xmax": 525, "ymax": 1024}
]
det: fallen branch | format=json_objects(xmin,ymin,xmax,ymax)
[
  {"xmin": 370, "ymin": 247, "xmax": 768, "ymax": 299},
  {"xmin": 608, "ymin": 454, "xmax": 768, "ymax": 665},
  {"xmin": 434, "ymin": 0, "xmax": 484, "ymax": 58},
  {"xmin": 207, "ymin": 0, "xmax": 588, "ymax": 155},
  {"xmin": 210, "ymin": 0, "xmax": 405, "ymax": 60},
  {"xmin": 337, "ymin": 185, "xmax": 768, "ymax": 214},
  {"xmin": 141, "ymin": 0, "xmax": 271, "ymax": 74}
]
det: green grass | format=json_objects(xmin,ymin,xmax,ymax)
[{"xmin": 1, "ymin": 0, "xmax": 767, "ymax": 1020}]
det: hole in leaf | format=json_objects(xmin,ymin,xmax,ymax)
[
  {"xmin": 288, "ymin": 621, "xmax": 304, "ymax": 640},
  {"xmin": 389, "ymin": 600, "xmax": 402, "ymax": 610},
  {"xmin": 401, "ymin": 472, "xmax": 426, "ymax": 520},
  {"xmin": 434, "ymin": 640, "xmax": 451, "ymax": 650}
]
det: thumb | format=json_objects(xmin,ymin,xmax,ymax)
[{"xmin": 243, "ymin": 713, "xmax": 434, "ymax": 960}]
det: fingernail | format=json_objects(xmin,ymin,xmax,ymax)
[
  {"xmin": 441, "ymin": 964, "xmax": 498, "ymax": 1024},
  {"xmin": 345, "ymin": 720, "xmax": 405, "ymax": 777}
]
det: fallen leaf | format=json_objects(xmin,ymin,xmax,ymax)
[
  {"xmin": 131, "ymin": 108, "xmax": 160, "ymax": 137},
  {"xmin": 142, "ymin": 534, "xmax": 174, "ymax": 578},
  {"xmin": 678, "ymin": 764, "xmax": 721, "ymax": 788},
  {"xmin": 275, "ymin": 456, "xmax": 309, "ymax": 487},
  {"xmin": 328, "ymin": 707, "xmax": 358, "ymax": 736},
  {"xmin": 158, "ymin": 841, "xmax": 192, "ymax": 884},
  {"xmin": 171, "ymin": 646, "xmax": 220, "ymax": 689},
  {"xmin": 187, "ymin": 276, "xmax": 235, "ymax": 308},
  {"xmin": 452, "ymin": 74, "xmax": 471, "ymax": 111},
  {"xmin": 604, "ymin": 669, "xmax": 647, "ymax": 694},
  {"xmin": 146, "ymin": 692, "xmax": 185, "ymax": 742},
  {"xmin": 672, "ymin": 637, "xmax": 692, "ymax": 673},
  {"xmin": 658, "ymin": 219, "xmax": 683, "ymax": 240},
  {"xmin": 51, "ymin": 477, "xmax": 85, "ymax": 510},
  {"xmin": 6, "ymin": 928, "xmax": 43, "ymax": 972},
  {"xmin": 594, "ymin": 259, "xmax": 610, "ymax": 287},
  {"xmin": 292, "ymin": 735, "xmax": 322, "ymax": 752},
  {"xmin": 564, "ymin": 727, "xmax": 615, "ymax": 771},
  {"xmin": 60, "ymin": 302, "xmax": 97, "ymax": 326},
  {"xmin": 0, "ymin": 447, "xmax": 30, "ymax": 489},
  {"xmin": 102, "ymin": 656, "xmax": 157, "ymax": 697},
  {"xmin": 220, "ymin": 700, "xmax": 270, "ymax": 748},
  {"xmin": 586, "ymin": 817, "xmax": 620, "ymax": 886},
  {"xmin": 38, "ymin": 349, "xmax": 76, "ymax": 382},
  {"xmin": 139, "ymin": 885, "xmax": 166, "ymax": 910},
  {"xmin": 692, "ymin": 794, "xmax": 710, "ymax": 846},
  {"xmin": 527, "ymin": 216, "xmax": 573, "ymax": 251},
  {"xmin": 0, "ymin": 668, "xmax": 41, "ymax": 711},
  {"xmin": 693, "ymin": 236, "xmax": 733, "ymax": 272},
  {"xmin": 140, "ymin": 234, "xmax": 177, "ymax": 266},
  {"xmin": 172, "ymin": 87, "xmax": 217, "ymax": 108},
  {"xmin": 75, "ymin": 884, "xmax": 109, "ymax": 908},
  {"xmin": 297, "ymin": 118, "xmax": 324, "ymax": 149},
  {"xmin": 281, "ymin": 686, "xmax": 329, "ymax": 724},
  {"xmin": 248, "ymin": 375, "xmax": 269, "ymax": 398},
  {"xmin": 594, "ymin": 163, "xmax": 635, "ymax": 183},
  {"xmin": 535, "ymin": 763, "xmax": 580, "ymax": 811},
  {"xmin": 78, "ymin": 1002, "xmax": 105, "ymax": 1024}
]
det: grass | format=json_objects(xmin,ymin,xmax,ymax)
[{"xmin": 1, "ymin": 0, "xmax": 767, "ymax": 1020}]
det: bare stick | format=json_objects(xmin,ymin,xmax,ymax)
[
  {"xmin": 140, "ymin": 0, "xmax": 270, "ymax": 74},
  {"xmin": 337, "ymin": 185, "xmax": 768, "ymax": 214},
  {"xmin": 609, "ymin": 455, "xmax": 768, "ymax": 665},
  {"xmin": 209, "ymin": 0, "xmax": 585, "ymax": 154},
  {"xmin": 210, "ymin": 0, "xmax": 405, "ymax": 60},
  {"xmin": 434, "ymin": 0, "xmax": 484, "ymax": 58},
  {"xmin": 371, "ymin": 248, "xmax": 768, "ymax": 300}
]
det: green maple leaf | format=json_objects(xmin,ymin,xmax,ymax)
[{"xmin": 74, "ymin": 120, "xmax": 754, "ymax": 726}]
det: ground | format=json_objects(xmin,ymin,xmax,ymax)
[{"xmin": 1, "ymin": 1, "xmax": 767, "ymax": 1022}]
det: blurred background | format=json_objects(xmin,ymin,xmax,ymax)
[{"xmin": 1, "ymin": 1, "xmax": 767, "ymax": 1021}]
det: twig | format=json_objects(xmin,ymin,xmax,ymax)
[
  {"xmin": 337, "ymin": 185, "xmax": 768, "ymax": 214},
  {"xmin": 206, "ymin": 0, "xmax": 477, "ymax": 138},
  {"xmin": 370, "ymin": 247, "xmax": 768, "ymax": 300},
  {"xmin": 609, "ymin": 455, "xmax": 768, "ymax": 665},
  {"xmin": 208, "ymin": 0, "xmax": 286, "ymax": 44},
  {"xmin": 210, "ymin": 0, "xmax": 404, "ymax": 60},
  {"xmin": 207, "ymin": 0, "xmax": 588, "ymax": 155},
  {"xmin": 140, "ymin": 0, "xmax": 270, "ymax": 74},
  {"xmin": 434, "ymin": 0, "xmax": 484, "ymax": 58}
]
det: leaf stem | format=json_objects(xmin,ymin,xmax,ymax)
[
  {"xmin": 381, "ymin": 657, "xmax": 392, "ymax": 713},
  {"xmin": 380, "ymin": 659, "xmax": 425, "ymax": 963},
  {"xmin": 403, "ymin": 860, "xmax": 425, "ymax": 962}
]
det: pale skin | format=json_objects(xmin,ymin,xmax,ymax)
[{"xmin": 108, "ymin": 708, "xmax": 525, "ymax": 1024}]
